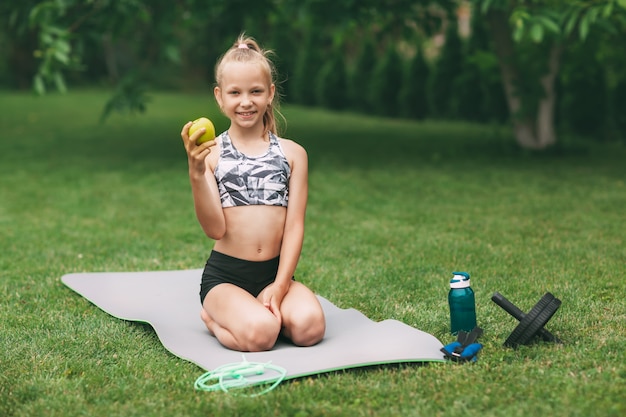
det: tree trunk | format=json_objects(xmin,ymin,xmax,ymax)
[
  {"xmin": 536, "ymin": 43, "xmax": 562, "ymax": 148},
  {"xmin": 486, "ymin": 9, "xmax": 562, "ymax": 150},
  {"xmin": 102, "ymin": 32, "xmax": 119, "ymax": 84}
]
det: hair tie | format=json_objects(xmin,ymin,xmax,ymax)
[{"xmin": 238, "ymin": 43, "xmax": 249, "ymax": 49}]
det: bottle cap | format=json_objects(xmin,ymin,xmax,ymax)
[{"xmin": 450, "ymin": 271, "xmax": 471, "ymax": 288}]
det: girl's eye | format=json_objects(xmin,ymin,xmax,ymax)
[{"xmin": 229, "ymin": 91, "xmax": 239, "ymax": 95}]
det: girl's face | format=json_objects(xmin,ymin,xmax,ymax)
[{"xmin": 214, "ymin": 61, "xmax": 275, "ymax": 132}]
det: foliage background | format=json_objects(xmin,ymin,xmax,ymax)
[{"xmin": 2, "ymin": 0, "xmax": 626, "ymax": 143}]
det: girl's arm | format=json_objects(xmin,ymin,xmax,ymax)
[
  {"xmin": 264, "ymin": 139, "xmax": 308, "ymax": 313},
  {"xmin": 180, "ymin": 122, "xmax": 225, "ymax": 240}
]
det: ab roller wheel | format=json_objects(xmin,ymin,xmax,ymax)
[{"xmin": 492, "ymin": 292, "xmax": 562, "ymax": 348}]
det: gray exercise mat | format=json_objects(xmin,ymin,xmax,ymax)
[{"xmin": 61, "ymin": 269, "xmax": 445, "ymax": 379}]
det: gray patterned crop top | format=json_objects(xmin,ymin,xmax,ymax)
[{"xmin": 214, "ymin": 131, "xmax": 290, "ymax": 208}]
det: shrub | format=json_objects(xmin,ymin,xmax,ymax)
[
  {"xmin": 370, "ymin": 44, "xmax": 404, "ymax": 117},
  {"xmin": 290, "ymin": 33, "xmax": 322, "ymax": 106},
  {"xmin": 268, "ymin": 22, "xmax": 297, "ymax": 103},
  {"xmin": 611, "ymin": 80, "xmax": 626, "ymax": 139},
  {"xmin": 399, "ymin": 43, "xmax": 430, "ymax": 120},
  {"xmin": 558, "ymin": 36, "xmax": 607, "ymax": 137},
  {"xmin": 428, "ymin": 20, "xmax": 464, "ymax": 119},
  {"xmin": 349, "ymin": 36, "xmax": 377, "ymax": 113},
  {"xmin": 316, "ymin": 47, "xmax": 349, "ymax": 110}
]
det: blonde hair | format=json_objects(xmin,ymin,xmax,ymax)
[{"xmin": 215, "ymin": 34, "xmax": 284, "ymax": 136}]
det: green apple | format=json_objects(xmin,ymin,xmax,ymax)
[{"xmin": 189, "ymin": 117, "xmax": 215, "ymax": 145}]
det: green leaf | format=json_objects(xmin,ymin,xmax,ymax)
[
  {"xmin": 54, "ymin": 49, "xmax": 69, "ymax": 65},
  {"xmin": 33, "ymin": 74, "xmax": 46, "ymax": 95},
  {"xmin": 513, "ymin": 26, "xmax": 524, "ymax": 42},
  {"xmin": 530, "ymin": 22, "xmax": 544, "ymax": 42},
  {"xmin": 164, "ymin": 45, "xmax": 180, "ymax": 64},
  {"xmin": 28, "ymin": 1, "xmax": 57, "ymax": 27},
  {"xmin": 537, "ymin": 16, "xmax": 560, "ymax": 35},
  {"xmin": 39, "ymin": 57, "xmax": 52, "ymax": 76},
  {"xmin": 480, "ymin": 0, "xmax": 494, "ymax": 14},
  {"xmin": 579, "ymin": 13, "xmax": 590, "ymax": 40},
  {"xmin": 8, "ymin": 10, "xmax": 18, "ymax": 28},
  {"xmin": 100, "ymin": 73, "xmax": 151, "ymax": 123},
  {"xmin": 53, "ymin": 72, "xmax": 67, "ymax": 93},
  {"xmin": 41, "ymin": 31, "xmax": 54, "ymax": 44},
  {"xmin": 55, "ymin": 40, "xmax": 71, "ymax": 54},
  {"xmin": 564, "ymin": 9, "xmax": 580, "ymax": 36},
  {"xmin": 46, "ymin": 26, "xmax": 66, "ymax": 36},
  {"xmin": 587, "ymin": 5, "xmax": 601, "ymax": 23}
]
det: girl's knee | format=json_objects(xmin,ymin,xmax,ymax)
[
  {"xmin": 287, "ymin": 307, "xmax": 326, "ymax": 347},
  {"xmin": 240, "ymin": 315, "xmax": 281, "ymax": 352}
]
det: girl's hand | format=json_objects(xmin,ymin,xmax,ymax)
[
  {"xmin": 260, "ymin": 283, "xmax": 288, "ymax": 325},
  {"xmin": 180, "ymin": 121, "xmax": 216, "ymax": 175}
]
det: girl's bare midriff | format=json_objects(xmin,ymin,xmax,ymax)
[{"xmin": 213, "ymin": 205, "xmax": 287, "ymax": 261}]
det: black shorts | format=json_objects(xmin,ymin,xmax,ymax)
[{"xmin": 200, "ymin": 250, "xmax": 280, "ymax": 304}]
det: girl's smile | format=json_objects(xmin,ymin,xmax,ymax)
[{"xmin": 237, "ymin": 110, "xmax": 257, "ymax": 119}]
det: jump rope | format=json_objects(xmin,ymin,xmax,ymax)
[{"xmin": 194, "ymin": 355, "xmax": 287, "ymax": 397}]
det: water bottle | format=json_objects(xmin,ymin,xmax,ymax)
[{"xmin": 448, "ymin": 271, "xmax": 477, "ymax": 334}]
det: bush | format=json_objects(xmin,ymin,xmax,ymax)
[
  {"xmin": 454, "ymin": 54, "xmax": 483, "ymax": 122},
  {"xmin": 611, "ymin": 80, "xmax": 626, "ymax": 139},
  {"xmin": 290, "ymin": 34, "xmax": 323, "ymax": 106},
  {"xmin": 349, "ymin": 36, "xmax": 377, "ymax": 113},
  {"xmin": 316, "ymin": 47, "xmax": 349, "ymax": 110},
  {"xmin": 399, "ymin": 43, "xmax": 430, "ymax": 120},
  {"xmin": 370, "ymin": 45, "xmax": 404, "ymax": 117},
  {"xmin": 455, "ymin": 13, "xmax": 505, "ymax": 123},
  {"xmin": 558, "ymin": 36, "xmax": 608, "ymax": 137},
  {"xmin": 268, "ymin": 22, "xmax": 297, "ymax": 103},
  {"xmin": 428, "ymin": 20, "xmax": 464, "ymax": 119},
  {"xmin": 478, "ymin": 52, "xmax": 509, "ymax": 124}
]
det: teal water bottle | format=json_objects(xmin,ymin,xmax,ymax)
[{"xmin": 448, "ymin": 271, "xmax": 477, "ymax": 334}]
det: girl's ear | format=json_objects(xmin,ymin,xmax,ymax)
[
  {"xmin": 269, "ymin": 84, "xmax": 275, "ymax": 103},
  {"xmin": 214, "ymin": 86, "xmax": 222, "ymax": 108}
]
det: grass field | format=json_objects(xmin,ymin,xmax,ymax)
[{"xmin": 1, "ymin": 90, "xmax": 625, "ymax": 416}]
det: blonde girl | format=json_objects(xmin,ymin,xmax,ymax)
[{"xmin": 180, "ymin": 35, "xmax": 325, "ymax": 352}]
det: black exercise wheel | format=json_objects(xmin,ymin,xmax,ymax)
[{"xmin": 492, "ymin": 292, "xmax": 562, "ymax": 348}]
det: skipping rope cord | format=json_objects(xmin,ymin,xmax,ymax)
[{"xmin": 194, "ymin": 355, "xmax": 287, "ymax": 397}]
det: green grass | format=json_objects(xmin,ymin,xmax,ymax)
[{"xmin": 1, "ymin": 90, "xmax": 625, "ymax": 417}]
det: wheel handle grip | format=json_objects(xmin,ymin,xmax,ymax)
[{"xmin": 491, "ymin": 292, "xmax": 525, "ymax": 320}]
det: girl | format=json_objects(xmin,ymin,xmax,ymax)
[{"xmin": 180, "ymin": 35, "xmax": 326, "ymax": 352}]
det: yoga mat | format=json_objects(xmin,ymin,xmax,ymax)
[{"xmin": 61, "ymin": 269, "xmax": 445, "ymax": 379}]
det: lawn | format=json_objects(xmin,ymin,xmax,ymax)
[{"xmin": 1, "ymin": 90, "xmax": 624, "ymax": 416}]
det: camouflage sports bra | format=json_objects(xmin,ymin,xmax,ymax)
[{"xmin": 214, "ymin": 131, "xmax": 290, "ymax": 208}]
